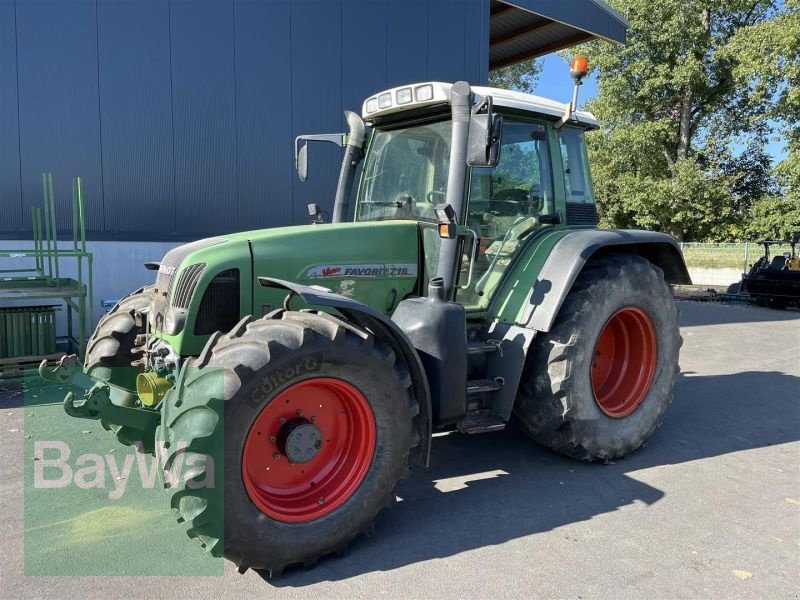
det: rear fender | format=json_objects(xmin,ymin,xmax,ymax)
[
  {"xmin": 521, "ymin": 229, "xmax": 691, "ymax": 332},
  {"xmin": 259, "ymin": 277, "xmax": 432, "ymax": 469}
]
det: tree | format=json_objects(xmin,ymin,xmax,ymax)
[
  {"xmin": 575, "ymin": 0, "xmax": 786, "ymax": 241},
  {"xmin": 745, "ymin": 196, "xmax": 800, "ymax": 239},
  {"xmin": 488, "ymin": 58, "xmax": 542, "ymax": 94},
  {"xmin": 726, "ymin": 0, "xmax": 799, "ymax": 236}
]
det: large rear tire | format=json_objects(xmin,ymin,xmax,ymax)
[
  {"xmin": 514, "ymin": 254, "xmax": 681, "ymax": 461},
  {"xmin": 157, "ymin": 310, "xmax": 419, "ymax": 577}
]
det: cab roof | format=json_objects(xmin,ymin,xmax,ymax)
[{"xmin": 362, "ymin": 82, "xmax": 598, "ymax": 129}]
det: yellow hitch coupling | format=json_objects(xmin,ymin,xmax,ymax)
[{"xmin": 136, "ymin": 372, "xmax": 173, "ymax": 407}]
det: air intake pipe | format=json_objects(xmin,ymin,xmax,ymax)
[
  {"xmin": 434, "ymin": 81, "xmax": 472, "ymax": 297},
  {"xmin": 332, "ymin": 111, "xmax": 366, "ymax": 223}
]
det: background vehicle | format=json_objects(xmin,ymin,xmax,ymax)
[
  {"xmin": 742, "ymin": 233, "xmax": 800, "ymax": 309},
  {"xmin": 42, "ymin": 59, "xmax": 691, "ymax": 577}
]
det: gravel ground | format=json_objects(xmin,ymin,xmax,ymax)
[{"xmin": 0, "ymin": 301, "xmax": 798, "ymax": 599}]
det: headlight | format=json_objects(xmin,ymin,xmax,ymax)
[
  {"xmin": 396, "ymin": 87, "xmax": 412, "ymax": 105},
  {"xmin": 164, "ymin": 307, "xmax": 188, "ymax": 335},
  {"xmin": 378, "ymin": 92, "xmax": 392, "ymax": 109},
  {"xmin": 415, "ymin": 84, "xmax": 434, "ymax": 102},
  {"xmin": 365, "ymin": 97, "xmax": 379, "ymax": 113}
]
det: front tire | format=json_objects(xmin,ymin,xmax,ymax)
[
  {"xmin": 83, "ymin": 285, "xmax": 155, "ymax": 446},
  {"xmin": 157, "ymin": 310, "xmax": 419, "ymax": 577},
  {"xmin": 514, "ymin": 254, "xmax": 681, "ymax": 461}
]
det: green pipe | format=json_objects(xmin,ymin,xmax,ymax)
[
  {"xmin": 77, "ymin": 177, "xmax": 86, "ymax": 253},
  {"xmin": 42, "ymin": 174, "xmax": 53, "ymax": 282},
  {"xmin": 48, "ymin": 173, "xmax": 60, "ymax": 282},
  {"xmin": 72, "ymin": 178, "xmax": 78, "ymax": 251}
]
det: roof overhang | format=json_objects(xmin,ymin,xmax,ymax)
[{"xmin": 489, "ymin": 0, "xmax": 628, "ymax": 70}]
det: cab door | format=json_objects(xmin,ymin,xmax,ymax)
[{"xmin": 456, "ymin": 118, "xmax": 556, "ymax": 309}]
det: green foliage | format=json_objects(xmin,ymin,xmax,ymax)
[
  {"xmin": 745, "ymin": 196, "xmax": 800, "ymax": 239},
  {"xmin": 488, "ymin": 59, "xmax": 542, "ymax": 94},
  {"xmin": 575, "ymin": 0, "xmax": 795, "ymax": 241}
]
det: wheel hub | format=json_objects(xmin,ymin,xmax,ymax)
[
  {"xmin": 591, "ymin": 306, "xmax": 658, "ymax": 418},
  {"xmin": 276, "ymin": 418, "xmax": 323, "ymax": 464},
  {"xmin": 242, "ymin": 378, "xmax": 376, "ymax": 523}
]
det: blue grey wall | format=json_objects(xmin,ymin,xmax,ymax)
[{"xmin": 0, "ymin": 0, "xmax": 490, "ymax": 241}]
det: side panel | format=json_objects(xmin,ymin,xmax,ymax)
[
  {"xmin": 250, "ymin": 221, "xmax": 420, "ymax": 318},
  {"xmin": 491, "ymin": 229, "xmax": 691, "ymax": 331}
]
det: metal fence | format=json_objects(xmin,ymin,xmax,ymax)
[{"xmin": 678, "ymin": 242, "xmax": 754, "ymax": 288}]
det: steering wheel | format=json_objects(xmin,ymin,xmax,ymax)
[{"xmin": 426, "ymin": 190, "xmax": 447, "ymax": 204}]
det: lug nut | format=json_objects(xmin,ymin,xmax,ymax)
[
  {"xmin": 311, "ymin": 416, "xmax": 317, "ymax": 424},
  {"xmin": 273, "ymin": 452, "xmax": 281, "ymax": 459},
  {"xmin": 269, "ymin": 435, "xmax": 276, "ymax": 442},
  {"xmin": 296, "ymin": 409, "xmax": 304, "ymax": 417},
  {"xmin": 279, "ymin": 417, "xmax": 286, "ymax": 424},
  {"xmin": 317, "ymin": 497, "xmax": 325, "ymax": 505}
]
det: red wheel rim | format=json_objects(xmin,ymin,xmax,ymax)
[
  {"xmin": 242, "ymin": 378, "xmax": 376, "ymax": 523},
  {"xmin": 591, "ymin": 307, "xmax": 658, "ymax": 418}
]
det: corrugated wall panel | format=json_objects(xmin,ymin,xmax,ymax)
[
  {"xmin": 290, "ymin": 0, "xmax": 343, "ymax": 224},
  {"xmin": 465, "ymin": 0, "xmax": 490, "ymax": 84},
  {"xmin": 386, "ymin": 0, "xmax": 428, "ymax": 86},
  {"xmin": 234, "ymin": 0, "xmax": 294, "ymax": 230},
  {"xmin": 97, "ymin": 0, "xmax": 175, "ymax": 236},
  {"xmin": 342, "ymin": 0, "xmax": 388, "ymax": 116},
  {"xmin": 170, "ymin": 0, "xmax": 238, "ymax": 236},
  {"xmin": 0, "ymin": 0, "xmax": 22, "ymax": 233},
  {"xmin": 15, "ymin": 0, "xmax": 103, "ymax": 233},
  {"xmin": 1, "ymin": 0, "xmax": 494, "ymax": 240},
  {"xmin": 427, "ymin": 0, "xmax": 466, "ymax": 81}
]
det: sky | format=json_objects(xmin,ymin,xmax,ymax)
[{"xmin": 534, "ymin": 54, "xmax": 788, "ymax": 162}]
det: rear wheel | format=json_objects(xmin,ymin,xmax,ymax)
[
  {"xmin": 514, "ymin": 254, "xmax": 681, "ymax": 461},
  {"xmin": 157, "ymin": 310, "xmax": 419, "ymax": 577}
]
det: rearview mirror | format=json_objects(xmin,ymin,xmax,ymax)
[
  {"xmin": 467, "ymin": 113, "xmax": 503, "ymax": 168},
  {"xmin": 297, "ymin": 143, "xmax": 308, "ymax": 182},
  {"xmin": 294, "ymin": 133, "xmax": 345, "ymax": 183}
]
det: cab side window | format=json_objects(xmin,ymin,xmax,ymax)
[
  {"xmin": 459, "ymin": 120, "xmax": 553, "ymax": 307},
  {"xmin": 558, "ymin": 126, "xmax": 595, "ymax": 204}
]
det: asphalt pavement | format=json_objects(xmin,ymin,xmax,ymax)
[{"xmin": 1, "ymin": 301, "xmax": 798, "ymax": 599}]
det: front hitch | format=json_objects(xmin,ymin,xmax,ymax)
[{"xmin": 39, "ymin": 355, "xmax": 160, "ymax": 433}]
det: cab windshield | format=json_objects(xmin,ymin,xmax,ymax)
[{"xmin": 356, "ymin": 120, "xmax": 452, "ymax": 223}]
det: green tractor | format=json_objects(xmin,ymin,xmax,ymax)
[{"xmin": 41, "ymin": 60, "xmax": 690, "ymax": 577}]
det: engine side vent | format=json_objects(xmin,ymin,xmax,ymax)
[
  {"xmin": 566, "ymin": 202, "xmax": 599, "ymax": 226},
  {"xmin": 194, "ymin": 269, "xmax": 240, "ymax": 336},
  {"xmin": 170, "ymin": 263, "xmax": 206, "ymax": 309}
]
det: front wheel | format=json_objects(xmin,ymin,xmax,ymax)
[
  {"xmin": 514, "ymin": 254, "xmax": 681, "ymax": 461},
  {"xmin": 157, "ymin": 310, "xmax": 419, "ymax": 577}
]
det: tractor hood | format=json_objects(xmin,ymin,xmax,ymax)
[{"xmin": 152, "ymin": 220, "xmax": 422, "ymax": 355}]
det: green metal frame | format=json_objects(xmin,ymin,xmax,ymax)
[{"xmin": 0, "ymin": 173, "xmax": 94, "ymax": 358}]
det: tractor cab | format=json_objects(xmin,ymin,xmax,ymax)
[{"xmin": 299, "ymin": 75, "xmax": 600, "ymax": 311}]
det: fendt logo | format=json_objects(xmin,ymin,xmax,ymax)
[
  {"xmin": 158, "ymin": 263, "xmax": 176, "ymax": 276},
  {"xmin": 305, "ymin": 263, "xmax": 418, "ymax": 279}
]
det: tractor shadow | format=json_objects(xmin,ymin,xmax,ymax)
[{"xmin": 271, "ymin": 369, "xmax": 800, "ymax": 586}]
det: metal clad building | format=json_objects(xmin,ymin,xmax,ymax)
[{"xmin": 0, "ymin": 0, "xmax": 625, "ymax": 242}]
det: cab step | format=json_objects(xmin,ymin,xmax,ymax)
[
  {"xmin": 467, "ymin": 378, "xmax": 503, "ymax": 395},
  {"xmin": 459, "ymin": 409, "xmax": 506, "ymax": 434},
  {"xmin": 466, "ymin": 341, "xmax": 500, "ymax": 356}
]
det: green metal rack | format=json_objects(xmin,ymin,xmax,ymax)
[{"xmin": 0, "ymin": 173, "xmax": 94, "ymax": 361}]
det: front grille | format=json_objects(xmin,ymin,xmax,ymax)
[
  {"xmin": 154, "ymin": 237, "xmax": 224, "ymax": 296},
  {"xmin": 566, "ymin": 202, "xmax": 598, "ymax": 225},
  {"xmin": 169, "ymin": 263, "xmax": 206, "ymax": 309},
  {"xmin": 152, "ymin": 237, "xmax": 224, "ymax": 328}
]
